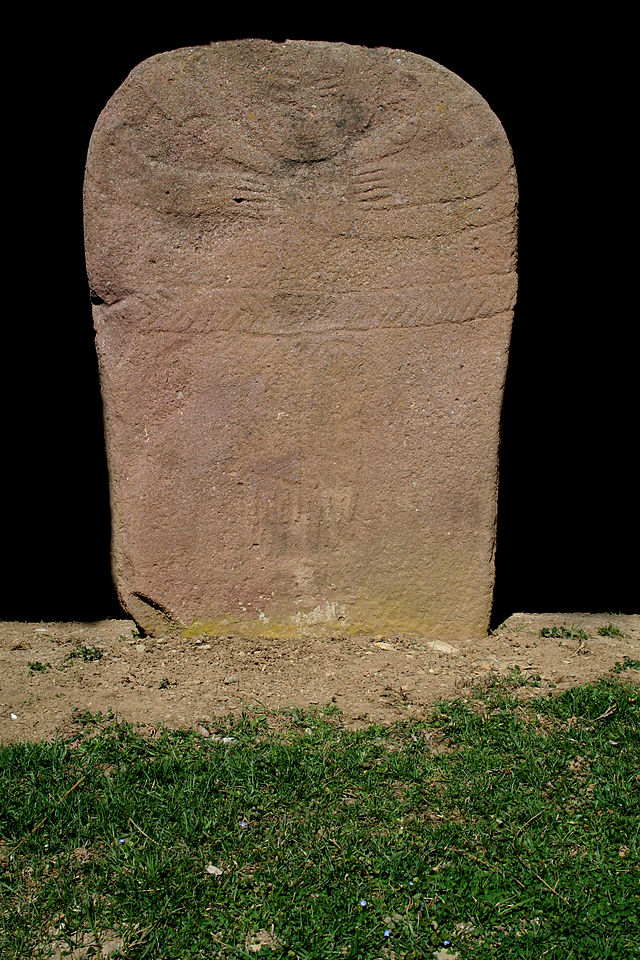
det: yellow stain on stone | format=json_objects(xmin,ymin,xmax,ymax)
[
  {"xmin": 173, "ymin": 549, "xmax": 487, "ymax": 640},
  {"xmin": 182, "ymin": 592, "xmax": 444, "ymax": 640}
]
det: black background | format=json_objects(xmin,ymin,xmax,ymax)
[{"xmin": 3, "ymin": 13, "xmax": 636, "ymax": 623}]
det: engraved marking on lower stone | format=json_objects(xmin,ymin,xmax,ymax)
[
  {"xmin": 319, "ymin": 486, "xmax": 357, "ymax": 523},
  {"xmin": 245, "ymin": 482, "xmax": 356, "ymax": 551}
]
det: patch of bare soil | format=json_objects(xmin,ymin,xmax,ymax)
[{"xmin": 1, "ymin": 613, "xmax": 638, "ymax": 743}]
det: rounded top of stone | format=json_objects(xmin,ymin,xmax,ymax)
[{"xmin": 88, "ymin": 38, "xmax": 511, "ymax": 164}]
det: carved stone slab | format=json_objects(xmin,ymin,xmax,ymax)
[{"xmin": 84, "ymin": 40, "xmax": 517, "ymax": 639}]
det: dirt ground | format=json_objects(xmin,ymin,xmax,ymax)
[{"xmin": 1, "ymin": 612, "xmax": 638, "ymax": 744}]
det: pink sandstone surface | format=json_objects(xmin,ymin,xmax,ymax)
[{"xmin": 84, "ymin": 39, "xmax": 518, "ymax": 639}]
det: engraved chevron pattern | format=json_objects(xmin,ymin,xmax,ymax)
[{"xmin": 137, "ymin": 274, "xmax": 516, "ymax": 336}]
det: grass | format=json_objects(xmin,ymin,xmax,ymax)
[
  {"xmin": 68, "ymin": 645, "xmax": 104, "ymax": 663},
  {"xmin": 28, "ymin": 662, "xmax": 50, "ymax": 673},
  {"xmin": 1, "ymin": 668, "xmax": 639, "ymax": 959}
]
